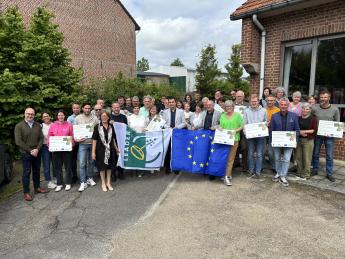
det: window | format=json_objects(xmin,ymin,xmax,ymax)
[
  {"xmin": 282, "ymin": 35, "xmax": 345, "ymax": 122},
  {"xmin": 315, "ymin": 37, "xmax": 345, "ymax": 105},
  {"xmin": 283, "ymin": 43, "xmax": 312, "ymax": 97}
]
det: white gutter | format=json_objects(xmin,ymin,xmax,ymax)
[{"xmin": 252, "ymin": 14, "xmax": 266, "ymax": 98}]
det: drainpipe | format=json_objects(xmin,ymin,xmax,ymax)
[{"xmin": 252, "ymin": 14, "xmax": 266, "ymax": 98}]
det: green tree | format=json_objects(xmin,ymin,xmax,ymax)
[
  {"xmin": 195, "ymin": 44, "xmax": 221, "ymax": 96},
  {"xmin": 224, "ymin": 44, "xmax": 243, "ymax": 89},
  {"xmin": 136, "ymin": 57, "xmax": 150, "ymax": 71},
  {"xmin": 0, "ymin": 7, "xmax": 82, "ymax": 151},
  {"xmin": 170, "ymin": 58, "xmax": 184, "ymax": 67}
]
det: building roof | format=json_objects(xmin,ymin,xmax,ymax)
[
  {"xmin": 117, "ymin": 0, "xmax": 140, "ymax": 31},
  {"xmin": 230, "ymin": 0, "xmax": 339, "ymax": 20},
  {"xmin": 137, "ymin": 71, "xmax": 170, "ymax": 77}
]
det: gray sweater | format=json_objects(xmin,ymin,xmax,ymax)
[{"xmin": 312, "ymin": 104, "xmax": 340, "ymax": 122}]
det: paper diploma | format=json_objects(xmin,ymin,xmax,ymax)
[
  {"xmin": 271, "ymin": 131, "xmax": 297, "ymax": 148},
  {"xmin": 234, "ymin": 106, "xmax": 246, "ymax": 118},
  {"xmin": 214, "ymin": 129, "xmax": 235, "ymax": 145},
  {"xmin": 317, "ymin": 120, "xmax": 344, "ymax": 138},
  {"xmin": 245, "ymin": 122, "xmax": 269, "ymax": 139},
  {"xmin": 73, "ymin": 124, "xmax": 94, "ymax": 140},
  {"xmin": 146, "ymin": 117, "xmax": 166, "ymax": 132},
  {"xmin": 49, "ymin": 136, "xmax": 72, "ymax": 152}
]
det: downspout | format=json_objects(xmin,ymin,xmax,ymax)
[{"xmin": 252, "ymin": 14, "xmax": 266, "ymax": 97}]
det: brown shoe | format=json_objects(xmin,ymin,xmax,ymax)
[
  {"xmin": 34, "ymin": 187, "xmax": 49, "ymax": 194},
  {"xmin": 24, "ymin": 193, "xmax": 33, "ymax": 201}
]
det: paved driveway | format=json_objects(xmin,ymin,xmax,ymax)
[
  {"xmin": 1, "ymin": 170, "xmax": 345, "ymax": 259},
  {"xmin": 110, "ymin": 173, "xmax": 345, "ymax": 259},
  {"xmin": 0, "ymin": 172, "xmax": 175, "ymax": 259}
]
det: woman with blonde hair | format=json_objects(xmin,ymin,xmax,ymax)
[{"xmin": 219, "ymin": 100, "xmax": 243, "ymax": 186}]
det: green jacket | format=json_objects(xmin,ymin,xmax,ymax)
[{"xmin": 14, "ymin": 120, "xmax": 43, "ymax": 153}]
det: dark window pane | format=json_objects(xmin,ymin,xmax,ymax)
[
  {"xmin": 340, "ymin": 108, "xmax": 345, "ymax": 123},
  {"xmin": 315, "ymin": 37, "xmax": 345, "ymax": 104},
  {"xmin": 283, "ymin": 44, "xmax": 312, "ymax": 98}
]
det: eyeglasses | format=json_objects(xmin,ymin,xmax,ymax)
[{"xmin": 95, "ymin": 109, "xmax": 102, "ymax": 111}]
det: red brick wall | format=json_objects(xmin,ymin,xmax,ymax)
[
  {"xmin": 1, "ymin": 0, "xmax": 137, "ymax": 78},
  {"xmin": 240, "ymin": 0, "xmax": 345, "ymax": 160}
]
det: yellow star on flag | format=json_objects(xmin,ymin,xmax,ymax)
[
  {"xmin": 190, "ymin": 141, "xmax": 194, "ymax": 145},
  {"xmin": 206, "ymin": 162, "xmax": 209, "ymax": 166},
  {"xmin": 200, "ymin": 163, "xmax": 204, "ymax": 168},
  {"xmin": 211, "ymin": 149, "xmax": 215, "ymax": 153},
  {"xmin": 188, "ymin": 155, "xmax": 192, "ymax": 159},
  {"xmin": 187, "ymin": 147, "xmax": 191, "ymax": 151},
  {"xmin": 202, "ymin": 134, "xmax": 206, "ymax": 138},
  {"xmin": 211, "ymin": 141, "xmax": 214, "ymax": 145},
  {"xmin": 195, "ymin": 136, "xmax": 199, "ymax": 140},
  {"xmin": 193, "ymin": 161, "xmax": 197, "ymax": 165}
]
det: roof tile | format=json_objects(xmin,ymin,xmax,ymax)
[{"xmin": 231, "ymin": 0, "xmax": 286, "ymax": 18}]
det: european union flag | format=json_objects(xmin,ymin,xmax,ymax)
[{"xmin": 171, "ymin": 129, "xmax": 231, "ymax": 176}]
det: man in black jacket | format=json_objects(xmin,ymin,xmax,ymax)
[{"xmin": 110, "ymin": 102, "xmax": 127, "ymax": 180}]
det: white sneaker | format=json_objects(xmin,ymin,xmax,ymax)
[
  {"xmin": 279, "ymin": 177, "xmax": 289, "ymax": 187},
  {"xmin": 55, "ymin": 185, "xmax": 63, "ymax": 192},
  {"xmin": 87, "ymin": 178, "xmax": 96, "ymax": 186},
  {"xmin": 272, "ymin": 173, "xmax": 280, "ymax": 182},
  {"xmin": 47, "ymin": 181, "xmax": 57, "ymax": 189},
  {"xmin": 78, "ymin": 183, "xmax": 87, "ymax": 192},
  {"xmin": 52, "ymin": 178, "xmax": 57, "ymax": 184},
  {"xmin": 65, "ymin": 184, "xmax": 71, "ymax": 191},
  {"xmin": 224, "ymin": 176, "xmax": 232, "ymax": 186}
]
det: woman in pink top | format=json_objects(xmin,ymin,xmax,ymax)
[
  {"xmin": 48, "ymin": 110, "xmax": 74, "ymax": 192},
  {"xmin": 288, "ymin": 91, "xmax": 303, "ymax": 116}
]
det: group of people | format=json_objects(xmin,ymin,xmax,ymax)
[{"xmin": 14, "ymin": 87, "xmax": 340, "ymax": 201}]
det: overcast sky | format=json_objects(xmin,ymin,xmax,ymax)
[{"xmin": 122, "ymin": 0, "xmax": 244, "ymax": 71}]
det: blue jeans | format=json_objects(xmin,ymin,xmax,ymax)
[
  {"xmin": 247, "ymin": 137, "xmax": 266, "ymax": 174},
  {"xmin": 273, "ymin": 147, "xmax": 293, "ymax": 177},
  {"xmin": 40, "ymin": 144, "xmax": 55, "ymax": 181},
  {"xmin": 312, "ymin": 136, "xmax": 334, "ymax": 176},
  {"xmin": 21, "ymin": 153, "xmax": 41, "ymax": 193},
  {"xmin": 78, "ymin": 144, "xmax": 94, "ymax": 183}
]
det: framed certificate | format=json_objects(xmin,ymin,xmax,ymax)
[
  {"xmin": 146, "ymin": 117, "xmax": 166, "ymax": 132},
  {"xmin": 234, "ymin": 106, "xmax": 246, "ymax": 118},
  {"xmin": 214, "ymin": 129, "xmax": 235, "ymax": 145},
  {"xmin": 49, "ymin": 136, "xmax": 72, "ymax": 152},
  {"xmin": 73, "ymin": 124, "xmax": 94, "ymax": 140},
  {"xmin": 244, "ymin": 122, "xmax": 269, "ymax": 139},
  {"xmin": 271, "ymin": 131, "xmax": 297, "ymax": 148},
  {"xmin": 317, "ymin": 120, "xmax": 344, "ymax": 138}
]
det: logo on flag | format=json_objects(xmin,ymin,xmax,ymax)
[{"xmin": 114, "ymin": 123, "xmax": 171, "ymax": 170}]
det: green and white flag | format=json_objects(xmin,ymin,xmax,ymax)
[{"xmin": 114, "ymin": 123, "xmax": 172, "ymax": 170}]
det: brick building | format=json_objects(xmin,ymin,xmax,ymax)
[
  {"xmin": 1, "ymin": 0, "xmax": 140, "ymax": 78},
  {"xmin": 231, "ymin": 0, "xmax": 345, "ymax": 160}
]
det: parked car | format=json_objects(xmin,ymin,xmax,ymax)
[{"xmin": 0, "ymin": 144, "xmax": 13, "ymax": 184}]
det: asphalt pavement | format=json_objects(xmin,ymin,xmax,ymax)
[
  {"xmin": 110, "ymin": 172, "xmax": 345, "ymax": 259},
  {"xmin": 1, "ymin": 162, "xmax": 345, "ymax": 259},
  {"xmin": 0, "ymin": 171, "xmax": 175, "ymax": 259}
]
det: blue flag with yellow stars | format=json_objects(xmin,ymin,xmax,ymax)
[{"xmin": 171, "ymin": 129, "xmax": 231, "ymax": 176}]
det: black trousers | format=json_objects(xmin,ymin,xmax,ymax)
[
  {"xmin": 71, "ymin": 143, "xmax": 79, "ymax": 179},
  {"xmin": 164, "ymin": 141, "xmax": 172, "ymax": 170},
  {"xmin": 52, "ymin": 151, "xmax": 72, "ymax": 185},
  {"xmin": 21, "ymin": 152, "xmax": 41, "ymax": 193}
]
